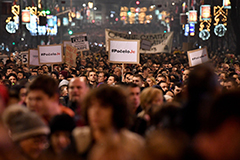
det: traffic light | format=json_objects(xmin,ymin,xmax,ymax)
[
  {"xmin": 68, "ymin": 29, "xmax": 73, "ymax": 35},
  {"xmin": 127, "ymin": 11, "xmax": 131, "ymax": 16},
  {"xmin": 46, "ymin": 10, "xmax": 51, "ymax": 15},
  {"xmin": 12, "ymin": 42, "xmax": 15, "ymax": 45},
  {"xmin": 136, "ymin": 1, "xmax": 140, "ymax": 5}
]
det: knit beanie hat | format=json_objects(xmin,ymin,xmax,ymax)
[
  {"xmin": 58, "ymin": 79, "xmax": 69, "ymax": 88},
  {"xmin": 49, "ymin": 114, "xmax": 76, "ymax": 134},
  {"xmin": 59, "ymin": 71, "xmax": 68, "ymax": 79},
  {"xmin": 2, "ymin": 104, "xmax": 50, "ymax": 142}
]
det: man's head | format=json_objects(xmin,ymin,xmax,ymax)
[
  {"xmin": 224, "ymin": 78, "xmax": 238, "ymax": 90},
  {"xmin": 124, "ymin": 72, "xmax": 133, "ymax": 83},
  {"xmin": 126, "ymin": 83, "xmax": 141, "ymax": 114},
  {"xmin": 83, "ymin": 86, "xmax": 130, "ymax": 131},
  {"xmin": 142, "ymin": 66, "xmax": 149, "ymax": 76},
  {"xmin": 98, "ymin": 72, "xmax": 108, "ymax": 83},
  {"xmin": 88, "ymin": 71, "xmax": 97, "ymax": 83},
  {"xmin": 98, "ymin": 60, "xmax": 105, "ymax": 67},
  {"xmin": 49, "ymin": 114, "xmax": 75, "ymax": 154},
  {"xmin": 5, "ymin": 67, "xmax": 12, "ymax": 77},
  {"xmin": 159, "ymin": 81, "xmax": 169, "ymax": 93},
  {"xmin": 17, "ymin": 71, "xmax": 25, "ymax": 80},
  {"xmin": 37, "ymin": 68, "xmax": 43, "ymax": 75},
  {"xmin": 42, "ymin": 65, "xmax": 49, "ymax": 73},
  {"xmin": 172, "ymin": 82, "xmax": 183, "ymax": 96},
  {"xmin": 68, "ymin": 77, "xmax": 89, "ymax": 105},
  {"xmin": 132, "ymin": 74, "xmax": 144, "ymax": 88},
  {"xmin": 2, "ymin": 105, "xmax": 50, "ymax": 159},
  {"xmin": 113, "ymin": 67, "xmax": 122, "ymax": 78},
  {"xmin": 26, "ymin": 75, "xmax": 59, "ymax": 117},
  {"xmin": 182, "ymin": 69, "xmax": 190, "ymax": 82},
  {"xmin": 107, "ymin": 75, "xmax": 118, "ymax": 86}
]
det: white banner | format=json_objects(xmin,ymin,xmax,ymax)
[
  {"xmin": 187, "ymin": 47, "xmax": 209, "ymax": 67},
  {"xmin": 28, "ymin": 49, "xmax": 39, "ymax": 66},
  {"xmin": 109, "ymin": 39, "xmax": 140, "ymax": 64},
  {"xmin": 38, "ymin": 44, "xmax": 63, "ymax": 64},
  {"xmin": 105, "ymin": 29, "xmax": 173, "ymax": 53},
  {"xmin": 70, "ymin": 33, "xmax": 89, "ymax": 51},
  {"xmin": 21, "ymin": 51, "xmax": 28, "ymax": 64}
]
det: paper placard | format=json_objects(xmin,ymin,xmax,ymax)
[
  {"xmin": 109, "ymin": 39, "xmax": 140, "ymax": 64},
  {"xmin": 187, "ymin": 47, "xmax": 209, "ymax": 67},
  {"xmin": 70, "ymin": 33, "xmax": 89, "ymax": 51},
  {"xmin": 38, "ymin": 44, "xmax": 63, "ymax": 64},
  {"xmin": 65, "ymin": 44, "xmax": 77, "ymax": 67},
  {"xmin": 28, "ymin": 49, "xmax": 39, "ymax": 66}
]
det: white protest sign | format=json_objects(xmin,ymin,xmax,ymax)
[
  {"xmin": 21, "ymin": 51, "xmax": 28, "ymax": 64},
  {"xmin": 109, "ymin": 39, "xmax": 140, "ymax": 64},
  {"xmin": 70, "ymin": 33, "xmax": 89, "ymax": 51},
  {"xmin": 38, "ymin": 44, "xmax": 63, "ymax": 64},
  {"xmin": 28, "ymin": 49, "xmax": 39, "ymax": 66},
  {"xmin": 187, "ymin": 47, "xmax": 209, "ymax": 67},
  {"xmin": 105, "ymin": 29, "xmax": 173, "ymax": 53}
]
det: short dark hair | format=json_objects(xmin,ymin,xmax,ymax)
[
  {"xmin": 172, "ymin": 82, "xmax": 183, "ymax": 90},
  {"xmin": 127, "ymin": 82, "xmax": 139, "ymax": 88},
  {"xmin": 27, "ymin": 75, "xmax": 59, "ymax": 97},
  {"xmin": 133, "ymin": 74, "xmax": 143, "ymax": 82},
  {"xmin": 110, "ymin": 74, "xmax": 119, "ymax": 82},
  {"xmin": 203, "ymin": 90, "xmax": 240, "ymax": 132},
  {"xmin": 225, "ymin": 77, "xmax": 238, "ymax": 87},
  {"xmin": 124, "ymin": 72, "xmax": 133, "ymax": 79},
  {"xmin": 17, "ymin": 71, "xmax": 25, "ymax": 76},
  {"xmin": 142, "ymin": 66, "xmax": 148, "ymax": 72},
  {"xmin": 8, "ymin": 73, "xmax": 18, "ymax": 81},
  {"xmin": 83, "ymin": 86, "xmax": 131, "ymax": 130}
]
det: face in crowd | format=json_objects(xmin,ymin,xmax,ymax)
[
  {"xmin": 127, "ymin": 85, "xmax": 141, "ymax": 114},
  {"xmin": 68, "ymin": 77, "xmax": 89, "ymax": 104},
  {"xmin": 107, "ymin": 76, "xmax": 116, "ymax": 86},
  {"xmin": 98, "ymin": 73, "xmax": 106, "ymax": 83},
  {"xmin": 88, "ymin": 71, "xmax": 97, "ymax": 83}
]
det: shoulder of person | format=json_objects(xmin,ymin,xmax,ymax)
[
  {"xmin": 72, "ymin": 126, "xmax": 92, "ymax": 154},
  {"xmin": 121, "ymin": 129, "xmax": 145, "ymax": 146}
]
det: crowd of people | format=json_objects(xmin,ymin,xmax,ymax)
[{"xmin": 0, "ymin": 46, "xmax": 240, "ymax": 160}]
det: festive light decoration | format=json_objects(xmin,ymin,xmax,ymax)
[
  {"xmin": 214, "ymin": 6, "xmax": 228, "ymax": 26},
  {"xmin": 214, "ymin": 24, "xmax": 227, "ymax": 37},
  {"xmin": 223, "ymin": 0, "xmax": 231, "ymax": 9},
  {"xmin": 199, "ymin": 5, "xmax": 212, "ymax": 40},
  {"xmin": 22, "ymin": 10, "xmax": 30, "ymax": 23},
  {"xmin": 188, "ymin": 10, "xmax": 198, "ymax": 23},
  {"xmin": 199, "ymin": 29, "xmax": 210, "ymax": 40},
  {"xmin": 213, "ymin": 6, "xmax": 228, "ymax": 37},
  {"xmin": 200, "ymin": 5, "xmax": 211, "ymax": 20}
]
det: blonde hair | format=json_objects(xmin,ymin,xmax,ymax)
[
  {"xmin": 146, "ymin": 76, "xmax": 157, "ymax": 86},
  {"xmin": 140, "ymin": 87, "xmax": 163, "ymax": 110}
]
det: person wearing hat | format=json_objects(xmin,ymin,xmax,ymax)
[{"xmin": 2, "ymin": 105, "xmax": 50, "ymax": 160}]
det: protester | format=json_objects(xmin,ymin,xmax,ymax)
[
  {"xmin": 73, "ymin": 86, "xmax": 144, "ymax": 158},
  {"xmin": 40, "ymin": 114, "xmax": 76, "ymax": 158},
  {"xmin": 26, "ymin": 75, "xmax": 74, "ymax": 123},
  {"xmin": 2, "ymin": 105, "xmax": 50, "ymax": 160},
  {"xmin": 1, "ymin": 39, "xmax": 240, "ymax": 160}
]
